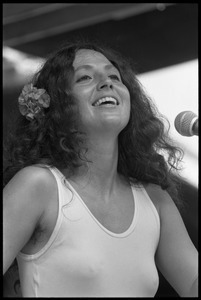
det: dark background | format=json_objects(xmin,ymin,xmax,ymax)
[{"xmin": 3, "ymin": 3, "xmax": 198, "ymax": 297}]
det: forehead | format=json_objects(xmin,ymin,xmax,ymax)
[{"xmin": 73, "ymin": 49, "xmax": 112, "ymax": 69}]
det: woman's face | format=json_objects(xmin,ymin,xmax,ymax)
[{"xmin": 71, "ymin": 49, "xmax": 130, "ymax": 136}]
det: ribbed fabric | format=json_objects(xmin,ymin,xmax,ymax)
[{"xmin": 17, "ymin": 167, "xmax": 160, "ymax": 297}]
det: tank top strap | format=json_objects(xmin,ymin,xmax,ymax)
[
  {"xmin": 47, "ymin": 166, "xmax": 73, "ymax": 207},
  {"xmin": 133, "ymin": 183, "xmax": 160, "ymax": 230}
]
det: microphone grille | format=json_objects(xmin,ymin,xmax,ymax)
[{"xmin": 174, "ymin": 111, "xmax": 197, "ymax": 136}]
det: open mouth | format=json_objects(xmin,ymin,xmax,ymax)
[{"xmin": 92, "ymin": 97, "xmax": 119, "ymax": 107}]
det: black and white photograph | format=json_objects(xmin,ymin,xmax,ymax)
[{"xmin": 3, "ymin": 3, "xmax": 198, "ymax": 298}]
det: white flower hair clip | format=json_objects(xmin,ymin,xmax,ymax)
[{"xmin": 18, "ymin": 83, "xmax": 50, "ymax": 121}]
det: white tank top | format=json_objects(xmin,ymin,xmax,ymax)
[{"xmin": 17, "ymin": 166, "xmax": 160, "ymax": 297}]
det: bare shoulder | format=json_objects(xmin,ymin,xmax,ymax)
[
  {"xmin": 4, "ymin": 165, "xmax": 56, "ymax": 191},
  {"xmin": 3, "ymin": 165, "xmax": 57, "ymax": 212}
]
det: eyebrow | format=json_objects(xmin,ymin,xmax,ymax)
[{"xmin": 74, "ymin": 64, "xmax": 117, "ymax": 72}]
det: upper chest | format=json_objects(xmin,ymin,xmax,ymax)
[{"xmin": 78, "ymin": 184, "xmax": 135, "ymax": 234}]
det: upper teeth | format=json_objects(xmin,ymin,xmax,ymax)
[{"xmin": 93, "ymin": 97, "xmax": 118, "ymax": 107}]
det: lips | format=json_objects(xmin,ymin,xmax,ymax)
[{"xmin": 92, "ymin": 96, "xmax": 119, "ymax": 107}]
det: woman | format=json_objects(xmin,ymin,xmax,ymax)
[{"xmin": 3, "ymin": 41, "xmax": 198, "ymax": 297}]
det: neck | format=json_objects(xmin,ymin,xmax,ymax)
[{"xmin": 68, "ymin": 134, "xmax": 120, "ymax": 200}]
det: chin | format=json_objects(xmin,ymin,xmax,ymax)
[
  {"xmin": 80, "ymin": 113, "xmax": 130, "ymax": 136},
  {"xmin": 100, "ymin": 116, "xmax": 129, "ymax": 133}
]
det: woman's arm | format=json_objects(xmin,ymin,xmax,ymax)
[
  {"xmin": 146, "ymin": 184, "xmax": 198, "ymax": 297},
  {"xmin": 3, "ymin": 166, "xmax": 54, "ymax": 274}
]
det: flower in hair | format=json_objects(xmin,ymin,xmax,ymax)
[{"xmin": 18, "ymin": 83, "xmax": 50, "ymax": 120}]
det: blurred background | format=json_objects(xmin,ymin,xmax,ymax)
[{"xmin": 3, "ymin": 3, "xmax": 198, "ymax": 297}]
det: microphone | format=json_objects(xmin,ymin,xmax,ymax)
[{"xmin": 174, "ymin": 111, "xmax": 198, "ymax": 136}]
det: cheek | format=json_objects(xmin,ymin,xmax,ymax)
[
  {"xmin": 119, "ymin": 83, "xmax": 130, "ymax": 101},
  {"xmin": 123, "ymin": 90, "xmax": 131, "ymax": 121},
  {"xmin": 72, "ymin": 85, "xmax": 92, "ymax": 107},
  {"xmin": 123, "ymin": 88, "xmax": 131, "ymax": 109},
  {"xmin": 125, "ymin": 101, "xmax": 131, "ymax": 123},
  {"xmin": 72, "ymin": 91, "xmax": 93, "ymax": 125},
  {"xmin": 71, "ymin": 92, "xmax": 87, "ymax": 114}
]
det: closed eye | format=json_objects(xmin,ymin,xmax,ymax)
[
  {"xmin": 76, "ymin": 75, "xmax": 91, "ymax": 82},
  {"xmin": 109, "ymin": 74, "xmax": 121, "ymax": 81}
]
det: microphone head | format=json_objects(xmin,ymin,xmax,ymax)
[{"xmin": 174, "ymin": 111, "xmax": 198, "ymax": 136}]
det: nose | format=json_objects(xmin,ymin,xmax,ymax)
[{"xmin": 97, "ymin": 77, "xmax": 113, "ymax": 91}]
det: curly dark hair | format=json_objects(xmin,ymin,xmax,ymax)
[{"xmin": 3, "ymin": 40, "xmax": 184, "ymax": 206}]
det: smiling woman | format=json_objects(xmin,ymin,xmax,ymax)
[
  {"xmin": 3, "ymin": 40, "xmax": 198, "ymax": 297},
  {"xmin": 71, "ymin": 49, "xmax": 130, "ymax": 137}
]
